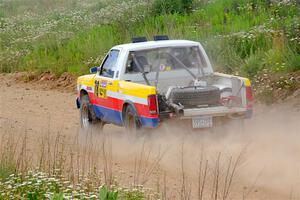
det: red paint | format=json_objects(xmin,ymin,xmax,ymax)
[
  {"xmin": 147, "ymin": 94, "xmax": 158, "ymax": 115},
  {"xmin": 88, "ymin": 92, "xmax": 158, "ymax": 118},
  {"xmin": 246, "ymin": 86, "xmax": 253, "ymax": 109}
]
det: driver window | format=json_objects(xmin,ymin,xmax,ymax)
[{"xmin": 100, "ymin": 49, "xmax": 119, "ymax": 78}]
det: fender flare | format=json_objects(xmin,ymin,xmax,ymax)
[
  {"xmin": 76, "ymin": 89, "xmax": 89, "ymax": 109},
  {"xmin": 79, "ymin": 89, "xmax": 97, "ymax": 120}
]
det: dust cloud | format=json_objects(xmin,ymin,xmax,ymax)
[
  {"xmin": 0, "ymin": 75, "xmax": 299, "ymax": 199},
  {"xmin": 103, "ymin": 102, "xmax": 300, "ymax": 199}
]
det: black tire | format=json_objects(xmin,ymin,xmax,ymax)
[
  {"xmin": 80, "ymin": 95, "xmax": 93, "ymax": 129},
  {"xmin": 124, "ymin": 105, "xmax": 141, "ymax": 137},
  {"xmin": 80, "ymin": 94, "xmax": 103, "ymax": 130},
  {"xmin": 169, "ymin": 86, "xmax": 221, "ymax": 107}
]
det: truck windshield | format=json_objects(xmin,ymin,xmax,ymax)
[{"xmin": 126, "ymin": 46, "xmax": 207, "ymax": 75}]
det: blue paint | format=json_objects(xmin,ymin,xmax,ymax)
[
  {"xmin": 92, "ymin": 105, "xmax": 123, "ymax": 126},
  {"xmin": 92, "ymin": 104, "xmax": 159, "ymax": 128},
  {"xmin": 140, "ymin": 117, "xmax": 159, "ymax": 128}
]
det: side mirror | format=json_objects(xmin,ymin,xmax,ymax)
[{"xmin": 89, "ymin": 66, "xmax": 98, "ymax": 73}]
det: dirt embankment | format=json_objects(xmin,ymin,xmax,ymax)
[
  {"xmin": 6, "ymin": 71, "xmax": 77, "ymax": 93},
  {"xmin": 0, "ymin": 73, "xmax": 299, "ymax": 199}
]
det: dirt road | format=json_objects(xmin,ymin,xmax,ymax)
[{"xmin": 0, "ymin": 73, "xmax": 299, "ymax": 199}]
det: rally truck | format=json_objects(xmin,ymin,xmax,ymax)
[{"xmin": 76, "ymin": 36, "xmax": 253, "ymax": 131}]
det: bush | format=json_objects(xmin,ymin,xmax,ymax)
[
  {"xmin": 204, "ymin": 38, "xmax": 243, "ymax": 74},
  {"xmin": 284, "ymin": 50, "xmax": 300, "ymax": 72},
  {"xmin": 152, "ymin": 0, "xmax": 193, "ymax": 15},
  {"xmin": 241, "ymin": 51, "xmax": 264, "ymax": 78}
]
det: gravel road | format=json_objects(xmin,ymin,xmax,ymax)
[{"xmin": 0, "ymin": 73, "xmax": 299, "ymax": 199}]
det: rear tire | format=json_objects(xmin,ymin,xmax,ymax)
[{"xmin": 124, "ymin": 105, "xmax": 141, "ymax": 138}]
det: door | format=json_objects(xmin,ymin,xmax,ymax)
[{"xmin": 93, "ymin": 49, "xmax": 123, "ymax": 125}]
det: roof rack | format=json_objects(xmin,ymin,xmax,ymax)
[
  {"xmin": 153, "ymin": 35, "xmax": 169, "ymax": 41},
  {"xmin": 132, "ymin": 36, "xmax": 147, "ymax": 43}
]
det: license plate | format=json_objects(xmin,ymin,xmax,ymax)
[{"xmin": 192, "ymin": 116, "xmax": 213, "ymax": 128}]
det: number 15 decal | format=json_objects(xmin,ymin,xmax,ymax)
[{"xmin": 95, "ymin": 80, "xmax": 107, "ymax": 98}]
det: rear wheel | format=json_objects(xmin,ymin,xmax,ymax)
[{"xmin": 124, "ymin": 105, "xmax": 141, "ymax": 138}]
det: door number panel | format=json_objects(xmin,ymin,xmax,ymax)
[{"xmin": 95, "ymin": 80, "xmax": 107, "ymax": 98}]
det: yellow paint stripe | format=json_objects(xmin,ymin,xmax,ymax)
[
  {"xmin": 118, "ymin": 81, "xmax": 156, "ymax": 99},
  {"xmin": 78, "ymin": 77, "xmax": 156, "ymax": 99},
  {"xmin": 243, "ymin": 78, "xmax": 251, "ymax": 87}
]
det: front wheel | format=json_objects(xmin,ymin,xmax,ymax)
[
  {"xmin": 80, "ymin": 94, "xmax": 93, "ymax": 129},
  {"xmin": 80, "ymin": 94, "xmax": 103, "ymax": 130}
]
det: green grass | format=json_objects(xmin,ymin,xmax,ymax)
[
  {"xmin": 19, "ymin": 25, "xmax": 122, "ymax": 75},
  {"xmin": 0, "ymin": 163, "xmax": 16, "ymax": 180},
  {"xmin": 0, "ymin": 0, "xmax": 299, "ymax": 80},
  {"xmin": 0, "ymin": 171, "xmax": 145, "ymax": 199}
]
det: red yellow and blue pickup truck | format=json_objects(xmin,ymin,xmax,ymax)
[{"xmin": 76, "ymin": 36, "xmax": 253, "ymax": 131}]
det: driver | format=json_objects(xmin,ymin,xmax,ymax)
[{"xmin": 126, "ymin": 53, "xmax": 149, "ymax": 73}]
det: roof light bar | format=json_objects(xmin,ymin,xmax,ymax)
[
  {"xmin": 132, "ymin": 37, "xmax": 147, "ymax": 43},
  {"xmin": 153, "ymin": 35, "xmax": 169, "ymax": 41}
]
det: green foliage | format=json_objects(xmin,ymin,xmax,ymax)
[
  {"xmin": 20, "ymin": 25, "xmax": 122, "ymax": 75},
  {"xmin": 0, "ymin": 162, "xmax": 16, "ymax": 180},
  {"xmin": 0, "ymin": 170, "xmax": 145, "ymax": 200},
  {"xmin": 121, "ymin": 189, "xmax": 144, "ymax": 200},
  {"xmin": 0, "ymin": 147, "xmax": 17, "ymax": 180},
  {"xmin": 242, "ymin": 52, "xmax": 264, "ymax": 78},
  {"xmin": 99, "ymin": 185, "xmax": 118, "ymax": 200},
  {"xmin": 284, "ymin": 50, "xmax": 300, "ymax": 72},
  {"xmin": 0, "ymin": 0, "xmax": 299, "ymax": 81},
  {"xmin": 52, "ymin": 193, "xmax": 64, "ymax": 200},
  {"xmin": 152, "ymin": 0, "xmax": 193, "ymax": 15}
]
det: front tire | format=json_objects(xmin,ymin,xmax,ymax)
[
  {"xmin": 80, "ymin": 94, "xmax": 93, "ymax": 129},
  {"xmin": 80, "ymin": 94, "xmax": 103, "ymax": 130}
]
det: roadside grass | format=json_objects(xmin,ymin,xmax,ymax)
[
  {"xmin": 1, "ymin": 0, "xmax": 299, "ymax": 103},
  {"xmin": 1, "ymin": 0, "xmax": 299, "ymax": 75},
  {"xmin": 0, "ymin": 120, "xmax": 250, "ymax": 199},
  {"xmin": 19, "ymin": 25, "xmax": 122, "ymax": 76},
  {"xmin": 0, "ymin": 171, "xmax": 143, "ymax": 199}
]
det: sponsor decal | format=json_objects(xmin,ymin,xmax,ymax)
[
  {"xmin": 100, "ymin": 80, "xmax": 107, "ymax": 87},
  {"xmin": 94, "ymin": 80, "xmax": 107, "ymax": 98},
  {"xmin": 86, "ymin": 86, "xmax": 92, "ymax": 91}
]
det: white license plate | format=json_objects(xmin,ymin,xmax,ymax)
[{"xmin": 192, "ymin": 116, "xmax": 213, "ymax": 128}]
